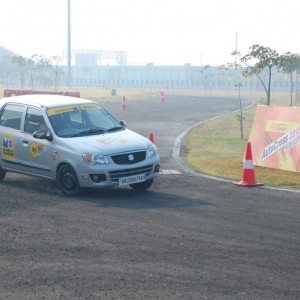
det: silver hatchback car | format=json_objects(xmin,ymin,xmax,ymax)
[{"xmin": 0, "ymin": 95, "xmax": 160, "ymax": 195}]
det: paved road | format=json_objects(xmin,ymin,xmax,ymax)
[
  {"xmin": 0, "ymin": 95, "xmax": 299, "ymax": 299},
  {"xmin": 106, "ymin": 95, "xmax": 253, "ymax": 170}
]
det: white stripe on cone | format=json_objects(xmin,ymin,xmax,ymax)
[{"xmin": 244, "ymin": 159, "xmax": 254, "ymax": 169}]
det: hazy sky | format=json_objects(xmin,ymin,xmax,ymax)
[{"xmin": 0, "ymin": 0, "xmax": 299, "ymax": 66}]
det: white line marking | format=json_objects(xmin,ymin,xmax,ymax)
[
  {"xmin": 244, "ymin": 160, "xmax": 254, "ymax": 169},
  {"xmin": 160, "ymin": 170, "xmax": 181, "ymax": 175}
]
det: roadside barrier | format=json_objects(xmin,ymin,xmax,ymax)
[
  {"xmin": 4, "ymin": 89, "xmax": 80, "ymax": 98},
  {"xmin": 149, "ymin": 132, "xmax": 155, "ymax": 143},
  {"xmin": 234, "ymin": 142, "xmax": 264, "ymax": 187},
  {"xmin": 120, "ymin": 95, "xmax": 127, "ymax": 110}
]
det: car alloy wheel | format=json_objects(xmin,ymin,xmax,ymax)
[{"xmin": 57, "ymin": 164, "xmax": 80, "ymax": 196}]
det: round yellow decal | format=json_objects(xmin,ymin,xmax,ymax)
[
  {"xmin": 29, "ymin": 142, "xmax": 39, "ymax": 158},
  {"xmin": 29, "ymin": 142, "xmax": 46, "ymax": 158}
]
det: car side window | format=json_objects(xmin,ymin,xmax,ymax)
[
  {"xmin": 0, "ymin": 104, "xmax": 25, "ymax": 130},
  {"xmin": 24, "ymin": 107, "xmax": 48, "ymax": 135}
]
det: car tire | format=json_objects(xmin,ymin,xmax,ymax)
[
  {"xmin": 130, "ymin": 179, "xmax": 154, "ymax": 191},
  {"xmin": 0, "ymin": 166, "xmax": 6, "ymax": 181},
  {"xmin": 57, "ymin": 164, "xmax": 80, "ymax": 196}
]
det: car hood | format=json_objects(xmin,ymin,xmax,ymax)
[{"xmin": 64, "ymin": 129, "xmax": 152, "ymax": 155}]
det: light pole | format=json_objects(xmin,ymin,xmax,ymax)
[
  {"xmin": 67, "ymin": 0, "xmax": 72, "ymax": 87},
  {"xmin": 235, "ymin": 32, "xmax": 238, "ymax": 68}
]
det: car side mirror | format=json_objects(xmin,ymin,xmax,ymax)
[
  {"xmin": 120, "ymin": 120, "xmax": 126, "ymax": 128},
  {"xmin": 33, "ymin": 129, "xmax": 53, "ymax": 141}
]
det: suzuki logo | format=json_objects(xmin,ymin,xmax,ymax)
[{"xmin": 128, "ymin": 154, "xmax": 134, "ymax": 161}]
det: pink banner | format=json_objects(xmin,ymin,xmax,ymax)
[{"xmin": 249, "ymin": 105, "xmax": 300, "ymax": 172}]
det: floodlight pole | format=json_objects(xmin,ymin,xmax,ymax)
[
  {"xmin": 235, "ymin": 32, "xmax": 238, "ymax": 68},
  {"xmin": 67, "ymin": 0, "xmax": 72, "ymax": 87}
]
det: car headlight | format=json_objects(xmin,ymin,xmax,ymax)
[
  {"xmin": 147, "ymin": 144, "xmax": 157, "ymax": 158},
  {"xmin": 82, "ymin": 153, "xmax": 109, "ymax": 165}
]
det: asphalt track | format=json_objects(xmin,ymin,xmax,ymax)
[{"xmin": 0, "ymin": 95, "xmax": 299, "ymax": 299}]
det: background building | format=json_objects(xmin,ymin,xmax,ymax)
[{"xmin": 0, "ymin": 47, "xmax": 298, "ymax": 100}]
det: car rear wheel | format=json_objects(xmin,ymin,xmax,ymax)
[
  {"xmin": 130, "ymin": 179, "xmax": 154, "ymax": 190},
  {"xmin": 57, "ymin": 164, "xmax": 80, "ymax": 196},
  {"xmin": 0, "ymin": 166, "xmax": 6, "ymax": 181}
]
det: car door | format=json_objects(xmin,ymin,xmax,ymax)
[
  {"xmin": 20, "ymin": 106, "xmax": 53, "ymax": 177},
  {"xmin": 0, "ymin": 103, "xmax": 27, "ymax": 172}
]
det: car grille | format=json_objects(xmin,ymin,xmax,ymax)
[
  {"xmin": 109, "ymin": 165, "xmax": 153, "ymax": 182},
  {"xmin": 110, "ymin": 151, "xmax": 146, "ymax": 165}
]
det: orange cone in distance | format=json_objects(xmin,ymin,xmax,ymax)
[
  {"xmin": 160, "ymin": 91, "xmax": 165, "ymax": 103},
  {"xmin": 149, "ymin": 132, "xmax": 155, "ymax": 144},
  {"xmin": 120, "ymin": 95, "xmax": 127, "ymax": 110},
  {"xmin": 234, "ymin": 141, "xmax": 264, "ymax": 187}
]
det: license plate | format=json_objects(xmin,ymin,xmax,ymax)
[{"xmin": 119, "ymin": 174, "xmax": 146, "ymax": 185}]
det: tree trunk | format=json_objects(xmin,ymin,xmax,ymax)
[
  {"xmin": 242, "ymin": 61, "xmax": 269, "ymax": 103},
  {"xmin": 237, "ymin": 84, "xmax": 244, "ymax": 139},
  {"xmin": 289, "ymin": 72, "xmax": 293, "ymax": 106},
  {"xmin": 267, "ymin": 67, "xmax": 272, "ymax": 105}
]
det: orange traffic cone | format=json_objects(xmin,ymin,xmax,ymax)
[
  {"xmin": 120, "ymin": 96, "xmax": 127, "ymax": 110},
  {"xmin": 148, "ymin": 132, "xmax": 155, "ymax": 143},
  {"xmin": 234, "ymin": 142, "xmax": 264, "ymax": 187}
]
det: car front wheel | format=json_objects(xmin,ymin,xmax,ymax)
[
  {"xmin": 57, "ymin": 164, "xmax": 80, "ymax": 196},
  {"xmin": 130, "ymin": 179, "xmax": 154, "ymax": 191}
]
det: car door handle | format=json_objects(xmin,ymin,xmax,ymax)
[{"xmin": 21, "ymin": 139, "xmax": 28, "ymax": 145}]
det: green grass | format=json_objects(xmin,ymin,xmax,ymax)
[{"xmin": 184, "ymin": 94, "xmax": 300, "ymax": 189}]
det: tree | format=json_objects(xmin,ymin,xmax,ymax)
[
  {"xmin": 219, "ymin": 62, "xmax": 245, "ymax": 139},
  {"xmin": 27, "ymin": 54, "xmax": 39, "ymax": 89},
  {"xmin": 0, "ymin": 56, "xmax": 15, "ymax": 88},
  {"xmin": 11, "ymin": 55, "xmax": 28, "ymax": 88},
  {"xmin": 50, "ymin": 56, "xmax": 64, "ymax": 91},
  {"xmin": 202, "ymin": 64, "xmax": 211, "ymax": 94},
  {"xmin": 278, "ymin": 52, "xmax": 300, "ymax": 106},
  {"xmin": 241, "ymin": 44, "xmax": 280, "ymax": 105}
]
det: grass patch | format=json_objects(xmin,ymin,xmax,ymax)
[{"xmin": 184, "ymin": 95, "xmax": 300, "ymax": 190}]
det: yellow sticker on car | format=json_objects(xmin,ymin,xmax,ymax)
[
  {"xmin": 29, "ymin": 142, "xmax": 47, "ymax": 158},
  {"xmin": 47, "ymin": 104, "xmax": 99, "ymax": 116},
  {"xmin": 2, "ymin": 135, "xmax": 16, "ymax": 160}
]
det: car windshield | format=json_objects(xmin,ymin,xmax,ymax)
[{"xmin": 47, "ymin": 103, "xmax": 123, "ymax": 138}]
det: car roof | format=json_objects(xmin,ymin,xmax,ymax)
[{"xmin": 1, "ymin": 94, "xmax": 96, "ymax": 109}]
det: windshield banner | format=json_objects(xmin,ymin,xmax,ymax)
[
  {"xmin": 249, "ymin": 105, "xmax": 300, "ymax": 172},
  {"xmin": 47, "ymin": 103, "xmax": 99, "ymax": 116}
]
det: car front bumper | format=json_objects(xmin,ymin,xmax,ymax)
[{"xmin": 75, "ymin": 156, "xmax": 160, "ymax": 188}]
